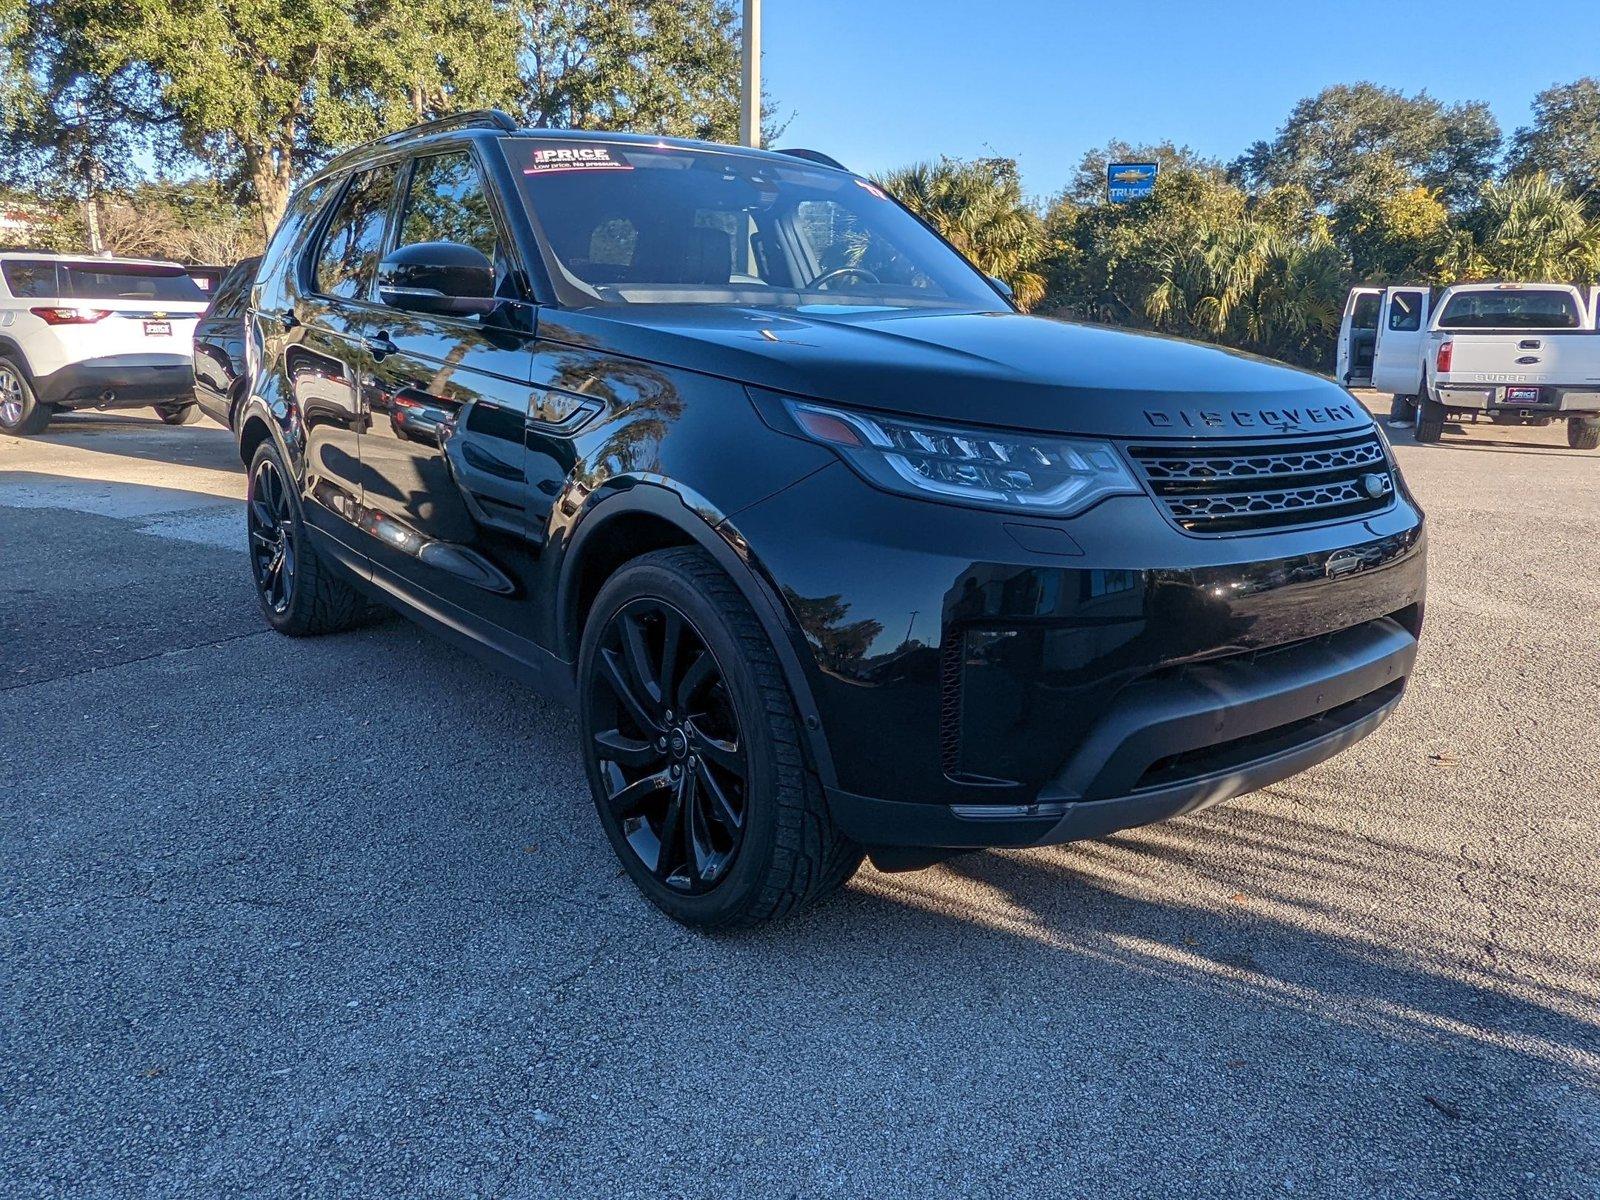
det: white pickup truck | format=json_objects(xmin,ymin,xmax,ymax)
[{"xmin": 1336, "ymin": 281, "xmax": 1600, "ymax": 450}]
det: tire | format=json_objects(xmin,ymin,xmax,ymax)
[
  {"xmin": 1568, "ymin": 417, "xmax": 1600, "ymax": 450},
  {"xmin": 578, "ymin": 547, "xmax": 863, "ymax": 928},
  {"xmin": 1414, "ymin": 398, "xmax": 1445, "ymax": 444},
  {"xmin": 0, "ymin": 356, "xmax": 51, "ymax": 435},
  {"xmin": 246, "ymin": 439, "xmax": 379, "ymax": 636},
  {"xmin": 1388, "ymin": 394, "xmax": 1417, "ymax": 424},
  {"xmin": 156, "ymin": 402, "xmax": 201, "ymax": 425}
]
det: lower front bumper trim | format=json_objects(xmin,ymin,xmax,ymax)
[{"xmin": 827, "ymin": 685, "xmax": 1403, "ymax": 851}]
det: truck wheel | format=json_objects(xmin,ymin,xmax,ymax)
[
  {"xmin": 1568, "ymin": 417, "xmax": 1600, "ymax": 451},
  {"xmin": 1414, "ymin": 398, "xmax": 1445, "ymax": 444},
  {"xmin": 247, "ymin": 439, "xmax": 381, "ymax": 635},
  {"xmin": 578, "ymin": 547, "xmax": 863, "ymax": 928},
  {"xmin": 156, "ymin": 402, "xmax": 201, "ymax": 425},
  {"xmin": 1388, "ymin": 395, "xmax": 1417, "ymax": 424},
  {"xmin": 0, "ymin": 356, "xmax": 51, "ymax": 436}
]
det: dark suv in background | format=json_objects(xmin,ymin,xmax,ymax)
[{"xmin": 239, "ymin": 111, "xmax": 1426, "ymax": 927}]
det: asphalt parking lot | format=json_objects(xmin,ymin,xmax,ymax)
[{"xmin": 3, "ymin": 402, "xmax": 1597, "ymax": 1199}]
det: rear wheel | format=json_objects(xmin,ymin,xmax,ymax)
[
  {"xmin": 578, "ymin": 547, "xmax": 862, "ymax": 928},
  {"xmin": 1414, "ymin": 398, "xmax": 1445, "ymax": 444},
  {"xmin": 1388, "ymin": 394, "xmax": 1417, "ymax": 424},
  {"xmin": 247, "ymin": 439, "xmax": 379, "ymax": 635},
  {"xmin": 0, "ymin": 357, "xmax": 50, "ymax": 435},
  {"xmin": 156, "ymin": 402, "xmax": 201, "ymax": 425},
  {"xmin": 1568, "ymin": 417, "xmax": 1600, "ymax": 450}
]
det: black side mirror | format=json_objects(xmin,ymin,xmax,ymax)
[{"xmin": 378, "ymin": 242, "xmax": 496, "ymax": 316}]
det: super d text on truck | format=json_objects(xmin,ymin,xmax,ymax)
[
  {"xmin": 237, "ymin": 111, "xmax": 1427, "ymax": 927},
  {"xmin": 1338, "ymin": 281, "xmax": 1600, "ymax": 449}
]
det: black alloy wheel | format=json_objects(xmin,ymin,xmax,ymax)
[
  {"xmin": 248, "ymin": 455, "xmax": 297, "ymax": 615},
  {"xmin": 588, "ymin": 597, "xmax": 748, "ymax": 894},
  {"xmin": 578, "ymin": 547, "xmax": 862, "ymax": 927}
]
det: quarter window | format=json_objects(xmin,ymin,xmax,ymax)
[
  {"xmin": 313, "ymin": 164, "xmax": 399, "ymax": 300},
  {"xmin": 206, "ymin": 258, "xmax": 258, "ymax": 318}
]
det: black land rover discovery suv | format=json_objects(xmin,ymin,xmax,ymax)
[{"xmin": 240, "ymin": 111, "xmax": 1425, "ymax": 927}]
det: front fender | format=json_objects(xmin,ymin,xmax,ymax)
[{"xmin": 556, "ymin": 480, "xmax": 841, "ymax": 791}]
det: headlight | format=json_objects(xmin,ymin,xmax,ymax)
[{"xmin": 779, "ymin": 397, "xmax": 1141, "ymax": 516}]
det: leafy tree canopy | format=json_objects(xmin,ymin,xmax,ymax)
[
  {"xmin": 1506, "ymin": 77, "xmax": 1600, "ymax": 207},
  {"xmin": 1235, "ymin": 82, "xmax": 1500, "ymax": 209}
]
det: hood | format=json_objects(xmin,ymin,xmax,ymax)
[{"xmin": 540, "ymin": 305, "xmax": 1371, "ymax": 440}]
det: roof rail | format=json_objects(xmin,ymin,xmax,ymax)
[
  {"xmin": 321, "ymin": 109, "xmax": 521, "ymax": 173},
  {"xmin": 774, "ymin": 147, "xmax": 849, "ymax": 172}
]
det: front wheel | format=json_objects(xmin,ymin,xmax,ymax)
[
  {"xmin": 156, "ymin": 402, "xmax": 201, "ymax": 425},
  {"xmin": 1414, "ymin": 398, "xmax": 1445, "ymax": 444},
  {"xmin": 578, "ymin": 547, "xmax": 862, "ymax": 928},
  {"xmin": 1568, "ymin": 417, "xmax": 1600, "ymax": 450},
  {"xmin": 1388, "ymin": 394, "xmax": 1417, "ymax": 424}
]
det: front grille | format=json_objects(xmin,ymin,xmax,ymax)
[{"xmin": 1126, "ymin": 428, "xmax": 1395, "ymax": 534}]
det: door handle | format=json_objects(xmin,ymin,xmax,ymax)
[{"xmin": 366, "ymin": 331, "xmax": 397, "ymax": 361}]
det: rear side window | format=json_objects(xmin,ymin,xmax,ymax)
[
  {"xmin": 257, "ymin": 176, "xmax": 336, "ymax": 300},
  {"xmin": 2, "ymin": 259, "xmax": 205, "ymax": 302},
  {"xmin": 1387, "ymin": 290, "xmax": 1425, "ymax": 331},
  {"xmin": 1437, "ymin": 289, "xmax": 1582, "ymax": 329},
  {"xmin": 312, "ymin": 164, "xmax": 400, "ymax": 300},
  {"xmin": 205, "ymin": 258, "xmax": 260, "ymax": 318}
]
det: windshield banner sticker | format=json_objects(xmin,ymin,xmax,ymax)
[{"xmin": 523, "ymin": 145, "xmax": 634, "ymax": 175}]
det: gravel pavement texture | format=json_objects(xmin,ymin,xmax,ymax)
[{"xmin": 3, "ymin": 404, "xmax": 1597, "ymax": 1199}]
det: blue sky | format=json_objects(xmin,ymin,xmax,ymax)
[{"xmin": 763, "ymin": 0, "xmax": 1600, "ymax": 200}]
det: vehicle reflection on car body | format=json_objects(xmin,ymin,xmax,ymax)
[{"xmin": 236, "ymin": 111, "xmax": 1426, "ymax": 927}]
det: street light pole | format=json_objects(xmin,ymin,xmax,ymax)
[{"xmin": 739, "ymin": 0, "xmax": 761, "ymax": 148}]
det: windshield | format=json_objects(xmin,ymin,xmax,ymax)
[
  {"xmin": 504, "ymin": 138, "xmax": 1006, "ymax": 311},
  {"xmin": 1436, "ymin": 289, "xmax": 1584, "ymax": 330},
  {"xmin": 2, "ymin": 259, "xmax": 207, "ymax": 303}
]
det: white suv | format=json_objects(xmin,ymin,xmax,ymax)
[{"xmin": 0, "ymin": 252, "xmax": 210, "ymax": 436}]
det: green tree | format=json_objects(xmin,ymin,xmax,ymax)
[
  {"xmin": 876, "ymin": 157, "xmax": 1047, "ymax": 309},
  {"xmin": 1506, "ymin": 78, "xmax": 1600, "ymax": 208},
  {"xmin": 1044, "ymin": 166, "xmax": 1249, "ymax": 327},
  {"xmin": 16, "ymin": 0, "xmax": 515, "ymax": 238},
  {"xmin": 1236, "ymin": 83, "xmax": 1500, "ymax": 209},
  {"xmin": 516, "ymin": 0, "xmax": 745, "ymax": 142},
  {"xmin": 1042, "ymin": 168, "xmax": 1350, "ymax": 368},
  {"xmin": 1332, "ymin": 185, "xmax": 1453, "ymax": 282},
  {"xmin": 1452, "ymin": 173, "xmax": 1600, "ymax": 282}
]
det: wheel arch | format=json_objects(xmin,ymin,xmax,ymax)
[
  {"xmin": 0, "ymin": 335, "xmax": 33, "ymax": 376},
  {"xmin": 560, "ymin": 485, "xmax": 839, "ymax": 790},
  {"xmin": 236, "ymin": 394, "xmax": 295, "ymax": 473}
]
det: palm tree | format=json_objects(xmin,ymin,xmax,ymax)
[
  {"xmin": 1144, "ymin": 216, "xmax": 1347, "ymax": 364},
  {"xmin": 1456, "ymin": 173, "xmax": 1600, "ymax": 281},
  {"xmin": 876, "ymin": 158, "xmax": 1047, "ymax": 309}
]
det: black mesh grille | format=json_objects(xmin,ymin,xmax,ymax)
[
  {"xmin": 938, "ymin": 631, "xmax": 963, "ymax": 775},
  {"xmin": 1126, "ymin": 429, "xmax": 1395, "ymax": 534}
]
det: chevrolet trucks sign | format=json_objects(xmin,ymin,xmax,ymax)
[{"xmin": 1107, "ymin": 162, "xmax": 1158, "ymax": 203}]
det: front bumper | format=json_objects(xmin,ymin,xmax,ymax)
[
  {"xmin": 728, "ymin": 461, "xmax": 1427, "ymax": 849},
  {"xmin": 826, "ymin": 616, "xmax": 1411, "ymax": 848},
  {"xmin": 33, "ymin": 356, "xmax": 195, "ymax": 409}
]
